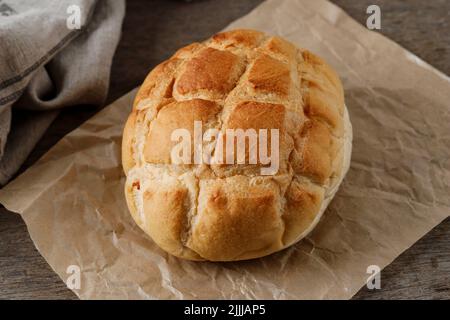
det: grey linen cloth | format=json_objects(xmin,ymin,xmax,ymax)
[{"xmin": 0, "ymin": 0, "xmax": 125, "ymax": 185}]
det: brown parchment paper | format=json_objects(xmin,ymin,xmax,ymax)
[{"xmin": 1, "ymin": 0, "xmax": 449, "ymax": 299}]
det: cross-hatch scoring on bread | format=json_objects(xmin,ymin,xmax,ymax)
[{"xmin": 122, "ymin": 29, "xmax": 352, "ymax": 261}]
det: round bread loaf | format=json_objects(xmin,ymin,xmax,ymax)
[{"xmin": 122, "ymin": 29, "xmax": 352, "ymax": 261}]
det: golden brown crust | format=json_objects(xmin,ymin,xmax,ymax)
[
  {"xmin": 122, "ymin": 29, "xmax": 351, "ymax": 261},
  {"xmin": 262, "ymin": 36, "xmax": 297, "ymax": 61},
  {"xmin": 175, "ymin": 47, "xmax": 245, "ymax": 100},
  {"xmin": 212, "ymin": 101, "xmax": 291, "ymax": 176},
  {"xmin": 248, "ymin": 54, "xmax": 291, "ymax": 96},
  {"xmin": 211, "ymin": 29, "xmax": 265, "ymax": 49},
  {"xmin": 291, "ymin": 119, "xmax": 338, "ymax": 184},
  {"xmin": 133, "ymin": 59, "xmax": 180, "ymax": 110},
  {"xmin": 226, "ymin": 101, "xmax": 285, "ymax": 130},
  {"xmin": 144, "ymin": 99, "xmax": 220, "ymax": 164},
  {"xmin": 189, "ymin": 176, "xmax": 284, "ymax": 261},
  {"xmin": 172, "ymin": 42, "xmax": 203, "ymax": 59},
  {"xmin": 299, "ymin": 50, "xmax": 345, "ymax": 134},
  {"xmin": 122, "ymin": 111, "xmax": 137, "ymax": 174},
  {"xmin": 142, "ymin": 183, "xmax": 203, "ymax": 260},
  {"xmin": 124, "ymin": 179, "xmax": 139, "ymax": 224},
  {"xmin": 282, "ymin": 178, "xmax": 324, "ymax": 245}
]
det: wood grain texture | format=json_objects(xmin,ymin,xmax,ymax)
[{"xmin": 0, "ymin": 0, "xmax": 449, "ymax": 299}]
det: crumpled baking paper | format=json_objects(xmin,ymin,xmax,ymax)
[{"xmin": 0, "ymin": 0, "xmax": 449, "ymax": 299}]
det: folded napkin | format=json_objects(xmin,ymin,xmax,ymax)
[{"xmin": 0, "ymin": 0, "xmax": 125, "ymax": 185}]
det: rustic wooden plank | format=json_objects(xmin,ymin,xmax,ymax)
[{"xmin": 0, "ymin": 209, "xmax": 76, "ymax": 299}]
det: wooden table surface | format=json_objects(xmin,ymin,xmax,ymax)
[{"xmin": 0, "ymin": 0, "xmax": 449, "ymax": 300}]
